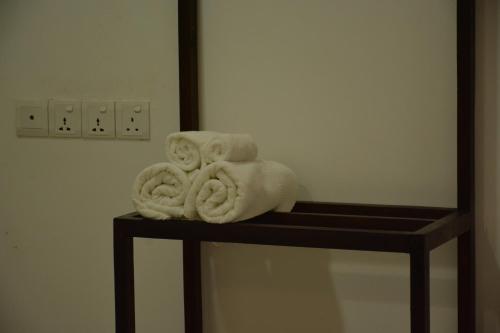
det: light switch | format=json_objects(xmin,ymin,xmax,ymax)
[{"xmin": 16, "ymin": 100, "xmax": 48, "ymax": 137}]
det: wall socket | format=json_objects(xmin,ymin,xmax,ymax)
[
  {"xmin": 16, "ymin": 98, "xmax": 151, "ymax": 140},
  {"xmin": 115, "ymin": 101, "xmax": 150, "ymax": 140},
  {"xmin": 82, "ymin": 101, "xmax": 115, "ymax": 138},
  {"xmin": 48, "ymin": 99, "xmax": 82, "ymax": 137},
  {"xmin": 15, "ymin": 100, "xmax": 48, "ymax": 137}
]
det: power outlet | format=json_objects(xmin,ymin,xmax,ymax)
[
  {"xmin": 115, "ymin": 101, "xmax": 150, "ymax": 140},
  {"xmin": 15, "ymin": 100, "xmax": 48, "ymax": 137},
  {"xmin": 82, "ymin": 101, "xmax": 115, "ymax": 138},
  {"xmin": 48, "ymin": 99, "xmax": 82, "ymax": 137}
]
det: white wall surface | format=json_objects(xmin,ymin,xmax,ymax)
[
  {"xmin": 200, "ymin": 1, "xmax": 457, "ymax": 333},
  {"xmin": 0, "ymin": 1, "xmax": 184, "ymax": 332},
  {"xmin": 200, "ymin": 0, "xmax": 457, "ymax": 207},
  {"xmin": 0, "ymin": 0, "xmax": 497, "ymax": 333}
]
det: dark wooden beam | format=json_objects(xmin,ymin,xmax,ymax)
[
  {"xmin": 458, "ymin": 226, "xmax": 476, "ymax": 333},
  {"xmin": 178, "ymin": 2, "xmax": 203, "ymax": 332},
  {"xmin": 457, "ymin": 0, "xmax": 476, "ymax": 331},
  {"xmin": 113, "ymin": 221, "xmax": 135, "ymax": 333},
  {"xmin": 293, "ymin": 201, "xmax": 453, "ymax": 220},
  {"xmin": 410, "ymin": 248, "xmax": 430, "ymax": 333},
  {"xmin": 457, "ymin": 0, "xmax": 475, "ymax": 213},
  {"xmin": 417, "ymin": 212, "xmax": 472, "ymax": 250},
  {"xmin": 183, "ymin": 240, "xmax": 203, "ymax": 333},
  {"xmin": 178, "ymin": 0, "xmax": 199, "ymax": 131},
  {"xmin": 246, "ymin": 211, "xmax": 433, "ymax": 232},
  {"xmin": 117, "ymin": 216, "xmax": 418, "ymax": 253}
]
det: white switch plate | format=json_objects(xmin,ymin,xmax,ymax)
[
  {"xmin": 82, "ymin": 101, "xmax": 115, "ymax": 139},
  {"xmin": 48, "ymin": 99, "xmax": 82, "ymax": 137},
  {"xmin": 15, "ymin": 100, "xmax": 48, "ymax": 137},
  {"xmin": 115, "ymin": 101, "xmax": 150, "ymax": 140}
]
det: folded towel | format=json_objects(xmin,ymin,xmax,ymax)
[
  {"xmin": 184, "ymin": 160, "xmax": 297, "ymax": 223},
  {"xmin": 165, "ymin": 131, "xmax": 217, "ymax": 172},
  {"xmin": 165, "ymin": 131, "xmax": 258, "ymax": 171},
  {"xmin": 132, "ymin": 163, "xmax": 191, "ymax": 220},
  {"xmin": 200, "ymin": 133, "xmax": 258, "ymax": 166}
]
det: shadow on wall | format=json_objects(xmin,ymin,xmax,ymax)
[
  {"xmin": 201, "ymin": 242, "xmax": 458, "ymax": 333},
  {"xmin": 476, "ymin": 0, "xmax": 500, "ymax": 332},
  {"xmin": 202, "ymin": 244, "xmax": 344, "ymax": 333}
]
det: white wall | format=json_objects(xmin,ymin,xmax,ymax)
[
  {"xmin": 200, "ymin": 0, "xmax": 457, "ymax": 207},
  {"xmin": 0, "ymin": 1, "xmax": 184, "ymax": 332},
  {"xmin": 0, "ymin": 0, "xmax": 497, "ymax": 333},
  {"xmin": 200, "ymin": 1, "xmax": 457, "ymax": 333}
]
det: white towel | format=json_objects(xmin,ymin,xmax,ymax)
[
  {"xmin": 200, "ymin": 133, "xmax": 258, "ymax": 166},
  {"xmin": 165, "ymin": 131, "xmax": 258, "ymax": 171},
  {"xmin": 184, "ymin": 160, "xmax": 297, "ymax": 223},
  {"xmin": 165, "ymin": 131, "xmax": 217, "ymax": 172},
  {"xmin": 132, "ymin": 163, "xmax": 191, "ymax": 220}
]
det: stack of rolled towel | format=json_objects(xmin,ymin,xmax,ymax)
[{"xmin": 132, "ymin": 131, "xmax": 297, "ymax": 223}]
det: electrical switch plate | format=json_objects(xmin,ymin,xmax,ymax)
[
  {"xmin": 48, "ymin": 99, "xmax": 82, "ymax": 137},
  {"xmin": 15, "ymin": 100, "xmax": 48, "ymax": 137},
  {"xmin": 115, "ymin": 101, "xmax": 150, "ymax": 140},
  {"xmin": 82, "ymin": 101, "xmax": 115, "ymax": 138}
]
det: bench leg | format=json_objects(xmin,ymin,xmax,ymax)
[
  {"xmin": 183, "ymin": 240, "xmax": 203, "ymax": 333},
  {"xmin": 458, "ymin": 227, "xmax": 475, "ymax": 333},
  {"xmin": 410, "ymin": 248, "xmax": 430, "ymax": 333},
  {"xmin": 114, "ymin": 224, "xmax": 135, "ymax": 333}
]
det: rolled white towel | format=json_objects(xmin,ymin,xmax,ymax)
[
  {"xmin": 165, "ymin": 131, "xmax": 217, "ymax": 172},
  {"xmin": 165, "ymin": 131, "xmax": 258, "ymax": 171},
  {"xmin": 132, "ymin": 163, "xmax": 191, "ymax": 220},
  {"xmin": 184, "ymin": 160, "xmax": 297, "ymax": 223},
  {"xmin": 200, "ymin": 133, "xmax": 258, "ymax": 166}
]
